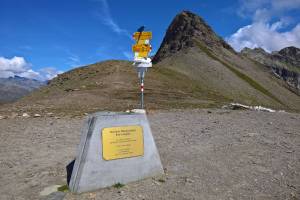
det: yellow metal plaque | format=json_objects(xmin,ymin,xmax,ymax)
[
  {"xmin": 102, "ymin": 126, "xmax": 144, "ymax": 160},
  {"xmin": 132, "ymin": 44, "xmax": 151, "ymax": 52},
  {"xmin": 133, "ymin": 32, "xmax": 152, "ymax": 40}
]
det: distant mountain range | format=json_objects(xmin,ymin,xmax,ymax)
[
  {"xmin": 0, "ymin": 76, "xmax": 45, "ymax": 103},
  {"xmin": 241, "ymin": 46, "xmax": 300, "ymax": 94},
  {"xmin": 1, "ymin": 11, "xmax": 299, "ymax": 114}
]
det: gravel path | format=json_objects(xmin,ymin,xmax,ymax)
[{"xmin": 0, "ymin": 109, "xmax": 299, "ymax": 200}]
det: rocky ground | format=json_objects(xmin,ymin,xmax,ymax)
[{"xmin": 0, "ymin": 109, "xmax": 299, "ymax": 200}]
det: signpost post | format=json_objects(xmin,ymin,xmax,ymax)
[{"xmin": 132, "ymin": 29, "xmax": 152, "ymax": 109}]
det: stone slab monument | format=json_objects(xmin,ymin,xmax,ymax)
[
  {"xmin": 68, "ymin": 27, "xmax": 162, "ymax": 193},
  {"xmin": 69, "ymin": 112, "xmax": 163, "ymax": 193}
]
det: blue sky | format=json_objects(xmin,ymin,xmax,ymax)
[{"xmin": 0, "ymin": 0, "xmax": 299, "ymax": 80}]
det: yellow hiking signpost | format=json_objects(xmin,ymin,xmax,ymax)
[
  {"xmin": 132, "ymin": 27, "xmax": 153, "ymax": 109},
  {"xmin": 132, "ymin": 32, "xmax": 152, "ymax": 59}
]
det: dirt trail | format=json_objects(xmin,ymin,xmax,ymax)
[{"xmin": 0, "ymin": 109, "xmax": 299, "ymax": 200}]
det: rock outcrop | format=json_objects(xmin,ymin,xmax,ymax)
[
  {"xmin": 153, "ymin": 11, "xmax": 234, "ymax": 63},
  {"xmin": 241, "ymin": 47, "xmax": 300, "ymax": 93}
]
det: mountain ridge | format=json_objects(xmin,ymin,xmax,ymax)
[
  {"xmin": 241, "ymin": 46, "xmax": 300, "ymax": 93},
  {"xmin": 0, "ymin": 76, "xmax": 45, "ymax": 103}
]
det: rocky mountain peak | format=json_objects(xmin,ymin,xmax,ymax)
[
  {"xmin": 241, "ymin": 46, "xmax": 300, "ymax": 92},
  {"xmin": 278, "ymin": 46, "xmax": 300, "ymax": 62},
  {"xmin": 241, "ymin": 47, "xmax": 269, "ymax": 57},
  {"xmin": 241, "ymin": 46, "xmax": 300, "ymax": 68},
  {"xmin": 153, "ymin": 10, "xmax": 234, "ymax": 63}
]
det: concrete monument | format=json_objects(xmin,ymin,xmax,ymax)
[{"xmin": 68, "ymin": 112, "xmax": 163, "ymax": 193}]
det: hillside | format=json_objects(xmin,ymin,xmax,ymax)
[
  {"xmin": 4, "ymin": 60, "xmax": 227, "ymax": 115},
  {"xmin": 1, "ymin": 11, "xmax": 300, "ymax": 115},
  {"xmin": 153, "ymin": 11, "xmax": 300, "ymax": 111}
]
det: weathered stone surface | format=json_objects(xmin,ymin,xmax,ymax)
[{"xmin": 69, "ymin": 112, "xmax": 163, "ymax": 193}]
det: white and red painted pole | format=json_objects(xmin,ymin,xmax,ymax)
[{"xmin": 140, "ymin": 72, "xmax": 145, "ymax": 109}]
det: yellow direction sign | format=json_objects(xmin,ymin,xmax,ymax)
[
  {"xmin": 102, "ymin": 126, "xmax": 144, "ymax": 160},
  {"xmin": 136, "ymin": 39, "xmax": 149, "ymax": 45},
  {"xmin": 133, "ymin": 32, "xmax": 152, "ymax": 40},
  {"xmin": 135, "ymin": 51, "xmax": 149, "ymax": 58},
  {"xmin": 132, "ymin": 44, "xmax": 151, "ymax": 52}
]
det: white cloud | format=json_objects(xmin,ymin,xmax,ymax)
[
  {"xmin": 0, "ymin": 56, "xmax": 62, "ymax": 80},
  {"xmin": 95, "ymin": 0, "xmax": 131, "ymax": 39},
  {"xmin": 227, "ymin": 22, "xmax": 300, "ymax": 52},
  {"xmin": 271, "ymin": 0, "xmax": 300, "ymax": 12},
  {"xmin": 39, "ymin": 67, "xmax": 64, "ymax": 80},
  {"xmin": 0, "ymin": 56, "xmax": 30, "ymax": 73},
  {"xmin": 67, "ymin": 54, "xmax": 81, "ymax": 68},
  {"xmin": 237, "ymin": 0, "xmax": 270, "ymax": 18},
  {"xmin": 19, "ymin": 69, "xmax": 41, "ymax": 79},
  {"xmin": 228, "ymin": 0, "xmax": 300, "ymax": 52},
  {"xmin": 238, "ymin": 0, "xmax": 300, "ymax": 19},
  {"xmin": 122, "ymin": 51, "xmax": 132, "ymax": 60}
]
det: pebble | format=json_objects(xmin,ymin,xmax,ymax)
[
  {"xmin": 243, "ymin": 132, "xmax": 258, "ymax": 137},
  {"xmin": 22, "ymin": 113, "xmax": 30, "ymax": 118},
  {"xmin": 39, "ymin": 185, "xmax": 61, "ymax": 196},
  {"xmin": 185, "ymin": 178, "xmax": 194, "ymax": 183},
  {"xmin": 0, "ymin": 115, "xmax": 5, "ymax": 120},
  {"xmin": 88, "ymin": 192, "xmax": 96, "ymax": 198},
  {"xmin": 117, "ymin": 190, "xmax": 125, "ymax": 195},
  {"xmin": 34, "ymin": 114, "xmax": 41, "ymax": 118},
  {"xmin": 47, "ymin": 112, "xmax": 54, "ymax": 117},
  {"xmin": 153, "ymin": 180, "xmax": 161, "ymax": 185}
]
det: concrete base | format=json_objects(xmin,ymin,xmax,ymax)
[{"xmin": 69, "ymin": 112, "xmax": 163, "ymax": 193}]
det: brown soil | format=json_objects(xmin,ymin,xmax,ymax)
[{"xmin": 0, "ymin": 109, "xmax": 299, "ymax": 199}]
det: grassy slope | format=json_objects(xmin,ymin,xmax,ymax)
[
  {"xmin": 194, "ymin": 40, "xmax": 283, "ymax": 105},
  {"xmin": 3, "ymin": 60, "xmax": 228, "ymax": 115},
  {"xmin": 155, "ymin": 41, "xmax": 300, "ymax": 111},
  {"xmin": 1, "ymin": 44, "xmax": 299, "ymax": 115}
]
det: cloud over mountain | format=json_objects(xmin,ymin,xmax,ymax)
[
  {"xmin": 227, "ymin": 0, "xmax": 300, "ymax": 52},
  {"xmin": 0, "ymin": 56, "xmax": 62, "ymax": 80}
]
